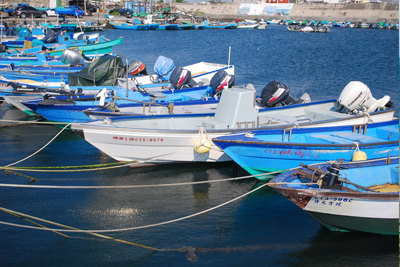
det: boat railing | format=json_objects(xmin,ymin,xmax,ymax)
[{"xmin": 108, "ymin": 95, "xmax": 174, "ymax": 114}]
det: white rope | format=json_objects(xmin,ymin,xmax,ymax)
[
  {"xmin": 6, "ymin": 123, "xmax": 71, "ymax": 167},
  {"xmin": 0, "ymin": 183, "xmax": 270, "ymax": 233}
]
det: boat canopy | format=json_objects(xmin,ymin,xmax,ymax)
[
  {"xmin": 68, "ymin": 55, "xmax": 125, "ymax": 86},
  {"xmin": 153, "ymin": 56, "xmax": 174, "ymax": 81}
]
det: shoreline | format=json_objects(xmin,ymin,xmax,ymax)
[{"xmin": 176, "ymin": 3, "xmax": 399, "ymax": 24}]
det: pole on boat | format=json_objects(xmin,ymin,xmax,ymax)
[
  {"xmin": 1, "ymin": 13, "xmax": 3, "ymax": 44},
  {"xmin": 228, "ymin": 46, "xmax": 231, "ymax": 68}
]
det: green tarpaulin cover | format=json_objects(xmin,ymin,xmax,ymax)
[{"xmin": 68, "ymin": 55, "xmax": 125, "ymax": 86}]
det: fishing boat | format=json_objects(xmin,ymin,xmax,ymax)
[
  {"xmin": 237, "ymin": 23, "xmax": 260, "ymax": 29},
  {"xmin": 178, "ymin": 22, "xmax": 196, "ymax": 30},
  {"xmin": 17, "ymin": 68, "xmax": 237, "ymax": 120},
  {"xmin": 124, "ymin": 56, "xmax": 235, "ymax": 87},
  {"xmin": 4, "ymin": 35, "xmax": 123, "ymax": 56},
  {"xmin": 157, "ymin": 22, "xmax": 179, "ymax": 30},
  {"xmin": 201, "ymin": 20, "xmax": 237, "ymax": 29},
  {"xmin": 268, "ymin": 157, "xmax": 399, "ymax": 235},
  {"xmin": 71, "ymin": 81, "xmax": 395, "ymax": 166},
  {"xmin": 287, "ymin": 25, "xmax": 301, "ymax": 31},
  {"xmin": 212, "ymin": 119, "xmax": 398, "ymax": 179},
  {"xmin": 109, "ymin": 21, "xmax": 150, "ymax": 30},
  {"xmin": 0, "ymin": 53, "xmax": 235, "ymax": 93}
]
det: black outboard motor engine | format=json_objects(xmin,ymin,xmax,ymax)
[
  {"xmin": 170, "ymin": 66, "xmax": 197, "ymax": 89},
  {"xmin": 260, "ymin": 80, "xmax": 305, "ymax": 108},
  {"xmin": 128, "ymin": 60, "xmax": 147, "ymax": 76},
  {"xmin": 0, "ymin": 43, "xmax": 8, "ymax": 53},
  {"xmin": 5, "ymin": 29, "xmax": 16, "ymax": 37},
  {"xmin": 322, "ymin": 163, "xmax": 342, "ymax": 190},
  {"xmin": 42, "ymin": 29, "xmax": 56, "ymax": 44},
  {"xmin": 209, "ymin": 69, "xmax": 235, "ymax": 96}
]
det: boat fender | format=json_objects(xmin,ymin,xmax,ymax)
[
  {"xmin": 195, "ymin": 127, "xmax": 211, "ymax": 154},
  {"xmin": 352, "ymin": 151, "xmax": 367, "ymax": 161},
  {"xmin": 352, "ymin": 142, "xmax": 367, "ymax": 161}
]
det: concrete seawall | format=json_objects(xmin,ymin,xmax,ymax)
[{"xmin": 176, "ymin": 3, "xmax": 399, "ymax": 24}]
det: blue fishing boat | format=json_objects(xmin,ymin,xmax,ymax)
[
  {"xmin": 268, "ymin": 157, "xmax": 399, "ymax": 235},
  {"xmin": 158, "ymin": 23, "xmax": 179, "ymax": 30},
  {"xmin": 109, "ymin": 21, "xmax": 150, "ymax": 30},
  {"xmin": 212, "ymin": 119, "xmax": 399, "ymax": 179},
  {"xmin": 21, "ymin": 84, "xmax": 219, "ymax": 122},
  {"xmin": 201, "ymin": 20, "xmax": 238, "ymax": 29}
]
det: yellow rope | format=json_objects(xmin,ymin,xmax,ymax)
[{"xmin": 0, "ymin": 207, "xmax": 159, "ymax": 251}]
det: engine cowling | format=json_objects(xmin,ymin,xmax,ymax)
[
  {"xmin": 209, "ymin": 69, "xmax": 235, "ymax": 95},
  {"xmin": 338, "ymin": 81, "xmax": 392, "ymax": 113},
  {"xmin": 261, "ymin": 80, "xmax": 307, "ymax": 107},
  {"xmin": 60, "ymin": 49, "xmax": 84, "ymax": 65}
]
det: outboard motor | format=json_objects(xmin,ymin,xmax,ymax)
[
  {"xmin": 42, "ymin": 29, "xmax": 56, "ymax": 44},
  {"xmin": 338, "ymin": 81, "xmax": 393, "ymax": 113},
  {"xmin": 169, "ymin": 66, "xmax": 197, "ymax": 89},
  {"xmin": 260, "ymin": 80, "xmax": 308, "ymax": 108},
  {"xmin": 209, "ymin": 69, "xmax": 235, "ymax": 96},
  {"xmin": 0, "ymin": 44, "xmax": 8, "ymax": 53},
  {"xmin": 128, "ymin": 60, "xmax": 147, "ymax": 76},
  {"xmin": 60, "ymin": 49, "xmax": 87, "ymax": 65},
  {"xmin": 322, "ymin": 163, "xmax": 342, "ymax": 190}
]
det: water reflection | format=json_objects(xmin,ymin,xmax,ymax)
[{"xmin": 279, "ymin": 227, "xmax": 399, "ymax": 267}]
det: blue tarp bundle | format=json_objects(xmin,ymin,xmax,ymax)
[{"xmin": 154, "ymin": 56, "xmax": 174, "ymax": 81}]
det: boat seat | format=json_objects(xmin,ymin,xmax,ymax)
[
  {"xmin": 202, "ymin": 87, "xmax": 258, "ymax": 129},
  {"xmin": 307, "ymin": 134, "xmax": 355, "ymax": 144},
  {"xmin": 331, "ymin": 132, "xmax": 386, "ymax": 143}
]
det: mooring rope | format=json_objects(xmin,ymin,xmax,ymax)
[
  {"xmin": 1, "ymin": 134, "xmax": 229, "ymax": 173},
  {"xmin": 0, "ymin": 182, "xmax": 271, "ymax": 233},
  {"xmin": 5, "ymin": 123, "xmax": 71, "ymax": 167}
]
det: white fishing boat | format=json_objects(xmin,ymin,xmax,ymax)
[
  {"xmin": 125, "ymin": 59, "xmax": 235, "ymax": 88},
  {"xmin": 71, "ymin": 81, "xmax": 395, "ymax": 166},
  {"xmin": 237, "ymin": 23, "xmax": 260, "ymax": 29}
]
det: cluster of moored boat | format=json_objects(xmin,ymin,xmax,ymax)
[
  {"xmin": 0, "ymin": 22, "xmax": 398, "ymax": 236},
  {"xmin": 109, "ymin": 16, "xmax": 268, "ymax": 30}
]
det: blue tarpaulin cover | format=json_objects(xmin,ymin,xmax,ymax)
[{"xmin": 154, "ymin": 56, "xmax": 174, "ymax": 81}]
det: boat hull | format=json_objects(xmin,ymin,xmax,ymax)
[{"xmin": 269, "ymin": 158, "xmax": 399, "ymax": 235}]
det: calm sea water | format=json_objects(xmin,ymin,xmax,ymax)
[{"xmin": 0, "ymin": 26, "xmax": 398, "ymax": 267}]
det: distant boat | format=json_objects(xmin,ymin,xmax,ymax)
[
  {"xmin": 158, "ymin": 23, "xmax": 179, "ymax": 30},
  {"xmin": 268, "ymin": 157, "xmax": 399, "ymax": 235},
  {"xmin": 237, "ymin": 23, "xmax": 259, "ymax": 29},
  {"xmin": 109, "ymin": 21, "xmax": 150, "ymax": 30},
  {"xmin": 201, "ymin": 20, "xmax": 237, "ymax": 29}
]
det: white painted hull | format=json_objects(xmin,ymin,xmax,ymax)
[
  {"xmin": 82, "ymin": 128, "xmax": 230, "ymax": 164},
  {"xmin": 305, "ymin": 195, "xmax": 398, "ymax": 220},
  {"xmin": 75, "ymin": 108, "xmax": 395, "ymax": 165}
]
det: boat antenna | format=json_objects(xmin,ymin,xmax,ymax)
[
  {"xmin": 228, "ymin": 46, "xmax": 231, "ymax": 67},
  {"xmin": 1, "ymin": 13, "xmax": 2, "ymax": 43}
]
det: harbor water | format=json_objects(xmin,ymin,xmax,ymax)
[{"xmin": 0, "ymin": 26, "xmax": 398, "ymax": 266}]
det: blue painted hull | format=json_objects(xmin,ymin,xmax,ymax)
[
  {"xmin": 22, "ymin": 85, "xmax": 215, "ymax": 122},
  {"xmin": 158, "ymin": 24, "xmax": 179, "ymax": 30},
  {"xmin": 212, "ymin": 120, "xmax": 399, "ymax": 179}
]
